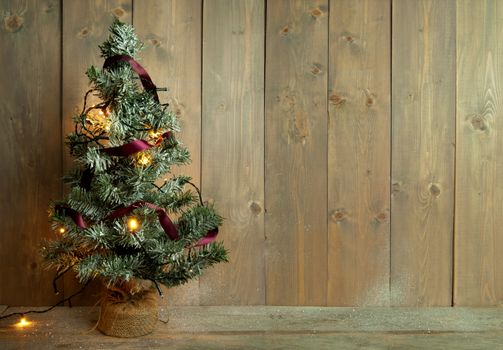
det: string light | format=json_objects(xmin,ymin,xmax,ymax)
[
  {"xmin": 102, "ymin": 119, "xmax": 111, "ymax": 132},
  {"xmin": 86, "ymin": 107, "xmax": 111, "ymax": 132},
  {"xmin": 137, "ymin": 153, "xmax": 152, "ymax": 166},
  {"xmin": 102, "ymin": 107, "xmax": 112, "ymax": 131},
  {"xmin": 58, "ymin": 227, "xmax": 66, "ymax": 234},
  {"xmin": 149, "ymin": 129, "xmax": 162, "ymax": 140},
  {"xmin": 15, "ymin": 317, "xmax": 31, "ymax": 328},
  {"xmin": 128, "ymin": 217, "xmax": 140, "ymax": 232}
]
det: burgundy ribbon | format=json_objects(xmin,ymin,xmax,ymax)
[
  {"xmin": 105, "ymin": 201, "xmax": 219, "ymax": 245},
  {"xmin": 195, "ymin": 228, "xmax": 219, "ymax": 247},
  {"xmin": 106, "ymin": 201, "xmax": 179, "ymax": 241},
  {"xmin": 101, "ymin": 131, "xmax": 172, "ymax": 157},
  {"xmin": 57, "ymin": 202, "xmax": 218, "ymax": 246},
  {"xmin": 79, "ymin": 132, "xmax": 173, "ymax": 190},
  {"xmin": 103, "ymin": 55, "xmax": 159, "ymax": 103},
  {"xmin": 55, "ymin": 205, "xmax": 88, "ymax": 229}
]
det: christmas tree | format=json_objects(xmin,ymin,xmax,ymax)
[{"xmin": 42, "ymin": 18, "xmax": 228, "ymax": 297}]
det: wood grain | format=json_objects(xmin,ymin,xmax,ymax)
[
  {"xmin": 133, "ymin": 0, "xmax": 203, "ymax": 306},
  {"xmin": 4, "ymin": 0, "xmax": 503, "ymax": 308},
  {"xmin": 327, "ymin": 0, "xmax": 390, "ymax": 306},
  {"xmin": 391, "ymin": 0, "xmax": 455, "ymax": 306},
  {"xmin": 62, "ymin": 0, "xmax": 132, "ymax": 305},
  {"xmin": 265, "ymin": 0, "xmax": 328, "ymax": 306},
  {"xmin": 200, "ymin": 0, "xmax": 265, "ymax": 305},
  {"xmin": 3, "ymin": 306, "xmax": 503, "ymax": 350},
  {"xmin": 455, "ymin": 0, "xmax": 503, "ymax": 306},
  {"xmin": 0, "ymin": 0, "xmax": 62, "ymax": 306}
]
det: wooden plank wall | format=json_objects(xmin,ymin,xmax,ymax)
[
  {"xmin": 391, "ymin": 0, "xmax": 455, "ymax": 306},
  {"xmin": 201, "ymin": 0, "xmax": 265, "ymax": 305},
  {"xmin": 455, "ymin": 0, "xmax": 503, "ymax": 306},
  {"xmin": 265, "ymin": 0, "xmax": 328, "ymax": 306},
  {"xmin": 200, "ymin": 0, "xmax": 265, "ymax": 305},
  {"xmin": 328, "ymin": 0, "xmax": 390, "ymax": 306},
  {"xmin": 0, "ymin": 0, "xmax": 61, "ymax": 306},
  {"xmin": 1, "ymin": 0, "xmax": 503, "ymax": 307}
]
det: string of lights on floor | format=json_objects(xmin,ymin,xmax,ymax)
[{"xmin": 0, "ymin": 280, "xmax": 91, "ymax": 325}]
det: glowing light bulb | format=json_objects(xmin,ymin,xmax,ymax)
[
  {"xmin": 58, "ymin": 227, "xmax": 66, "ymax": 234},
  {"xmin": 15, "ymin": 317, "xmax": 31, "ymax": 328},
  {"xmin": 86, "ymin": 110, "xmax": 97, "ymax": 124},
  {"xmin": 137, "ymin": 153, "xmax": 152, "ymax": 166},
  {"xmin": 128, "ymin": 217, "xmax": 140, "ymax": 232},
  {"xmin": 103, "ymin": 119, "xmax": 111, "ymax": 132},
  {"xmin": 86, "ymin": 106, "xmax": 111, "ymax": 132},
  {"xmin": 149, "ymin": 129, "xmax": 162, "ymax": 140}
]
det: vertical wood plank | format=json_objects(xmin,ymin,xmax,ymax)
[
  {"xmin": 0, "ymin": 0, "xmax": 61, "ymax": 306},
  {"xmin": 391, "ymin": 0, "xmax": 455, "ymax": 306},
  {"xmin": 62, "ymin": 0, "xmax": 132, "ymax": 305},
  {"xmin": 455, "ymin": 0, "xmax": 503, "ymax": 306},
  {"xmin": 266, "ymin": 0, "xmax": 328, "ymax": 306},
  {"xmin": 327, "ymin": 0, "xmax": 391, "ymax": 306},
  {"xmin": 134, "ymin": 0, "xmax": 202, "ymax": 306},
  {"xmin": 201, "ymin": 0, "xmax": 265, "ymax": 305}
]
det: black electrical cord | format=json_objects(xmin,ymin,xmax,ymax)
[{"xmin": 0, "ymin": 280, "xmax": 91, "ymax": 321}]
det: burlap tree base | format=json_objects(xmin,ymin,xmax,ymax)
[{"xmin": 97, "ymin": 282, "xmax": 159, "ymax": 338}]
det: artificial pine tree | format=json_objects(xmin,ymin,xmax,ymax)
[{"xmin": 42, "ymin": 19, "xmax": 228, "ymax": 305}]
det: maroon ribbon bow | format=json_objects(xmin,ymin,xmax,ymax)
[
  {"xmin": 105, "ymin": 201, "xmax": 219, "ymax": 246},
  {"xmin": 194, "ymin": 228, "xmax": 219, "ymax": 247},
  {"xmin": 101, "ymin": 131, "xmax": 172, "ymax": 157},
  {"xmin": 105, "ymin": 201, "xmax": 179, "ymax": 241},
  {"xmin": 103, "ymin": 55, "xmax": 159, "ymax": 103},
  {"xmin": 55, "ymin": 205, "xmax": 88, "ymax": 229},
  {"xmin": 58, "ymin": 201, "xmax": 218, "ymax": 246}
]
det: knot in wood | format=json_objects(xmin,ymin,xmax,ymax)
[
  {"xmin": 429, "ymin": 183, "xmax": 441, "ymax": 198},
  {"xmin": 375, "ymin": 212, "xmax": 388, "ymax": 223},
  {"xmin": 4, "ymin": 14, "xmax": 24, "ymax": 33},
  {"xmin": 280, "ymin": 25, "xmax": 290, "ymax": 36},
  {"xmin": 329, "ymin": 93, "xmax": 346, "ymax": 106},
  {"xmin": 364, "ymin": 90, "xmax": 376, "ymax": 107},
  {"xmin": 112, "ymin": 7, "xmax": 126, "ymax": 18},
  {"xmin": 310, "ymin": 8, "xmax": 323, "ymax": 18},
  {"xmin": 310, "ymin": 63, "xmax": 322, "ymax": 76},
  {"xmin": 78, "ymin": 26, "xmax": 90, "ymax": 38},
  {"xmin": 330, "ymin": 209, "xmax": 347, "ymax": 223},
  {"xmin": 249, "ymin": 201, "xmax": 262, "ymax": 216},
  {"xmin": 149, "ymin": 38, "xmax": 161, "ymax": 47},
  {"xmin": 173, "ymin": 106, "xmax": 182, "ymax": 116},
  {"xmin": 470, "ymin": 115, "xmax": 488, "ymax": 132}
]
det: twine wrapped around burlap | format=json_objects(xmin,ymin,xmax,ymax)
[{"xmin": 97, "ymin": 282, "xmax": 159, "ymax": 337}]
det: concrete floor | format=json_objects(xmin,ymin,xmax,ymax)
[{"xmin": 1, "ymin": 306, "xmax": 503, "ymax": 349}]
